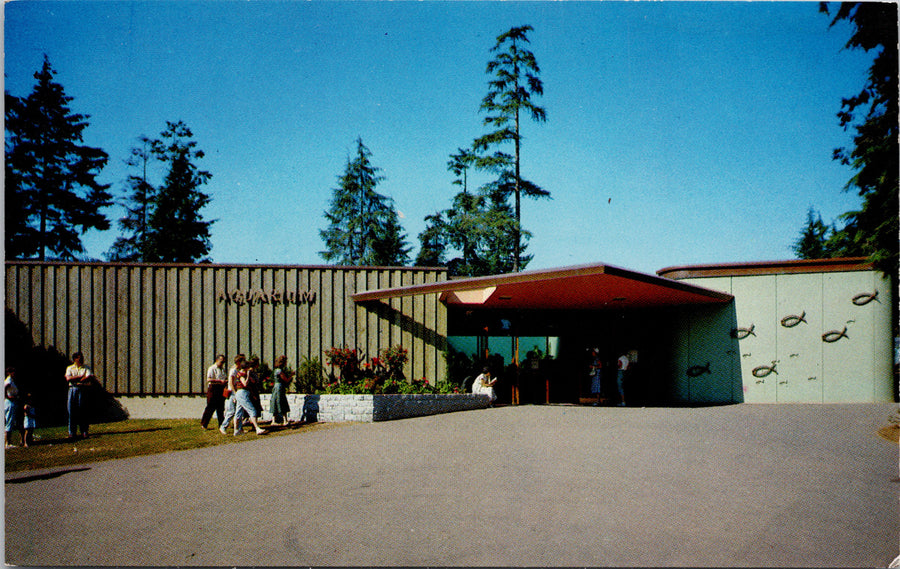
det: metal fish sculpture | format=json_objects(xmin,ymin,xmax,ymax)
[
  {"xmin": 852, "ymin": 291, "xmax": 879, "ymax": 306},
  {"xmin": 730, "ymin": 324, "xmax": 756, "ymax": 339},
  {"xmin": 686, "ymin": 362, "xmax": 711, "ymax": 377},
  {"xmin": 780, "ymin": 311, "xmax": 807, "ymax": 328},
  {"xmin": 822, "ymin": 327, "xmax": 849, "ymax": 343},
  {"xmin": 752, "ymin": 362, "xmax": 778, "ymax": 378}
]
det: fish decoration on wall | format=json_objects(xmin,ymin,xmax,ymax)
[
  {"xmin": 780, "ymin": 311, "xmax": 807, "ymax": 328},
  {"xmin": 730, "ymin": 324, "xmax": 756, "ymax": 339},
  {"xmin": 852, "ymin": 290, "xmax": 879, "ymax": 306},
  {"xmin": 686, "ymin": 362, "xmax": 711, "ymax": 377},
  {"xmin": 752, "ymin": 361, "xmax": 778, "ymax": 378},
  {"xmin": 822, "ymin": 326, "xmax": 849, "ymax": 343}
]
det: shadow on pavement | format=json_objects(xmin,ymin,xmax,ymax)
[{"xmin": 6, "ymin": 466, "xmax": 91, "ymax": 484}]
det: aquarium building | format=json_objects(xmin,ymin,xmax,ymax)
[{"xmin": 4, "ymin": 257, "xmax": 894, "ymax": 413}]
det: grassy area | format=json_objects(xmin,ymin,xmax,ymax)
[{"xmin": 4, "ymin": 419, "xmax": 342, "ymax": 473}]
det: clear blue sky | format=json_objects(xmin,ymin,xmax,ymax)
[{"xmin": 4, "ymin": 1, "xmax": 873, "ymax": 274}]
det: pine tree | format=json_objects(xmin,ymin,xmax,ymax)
[
  {"xmin": 106, "ymin": 137, "xmax": 155, "ymax": 261},
  {"xmin": 793, "ymin": 207, "xmax": 832, "ymax": 259},
  {"xmin": 414, "ymin": 213, "xmax": 448, "ymax": 267},
  {"xmin": 5, "ymin": 55, "xmax": 111, "ymax": 260},
  {"xmin": 473, "ymin": 25, "xmax": 549, "ymax": 272},
  {"xmin": 320, "ymin": 138, "xmax": 410, "ymax": 266},
  {"xmin": 144, "ymin": 121, "xmax": 213, "ymax": 263}
]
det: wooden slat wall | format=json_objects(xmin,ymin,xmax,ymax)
[{"xmin": 5, "ymin": 262, "xmax": 448, "ymax": 395}]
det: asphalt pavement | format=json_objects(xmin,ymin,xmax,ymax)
[{"xmin": 5, "ymin": 403, "xmax": 898, "ymax": 567}]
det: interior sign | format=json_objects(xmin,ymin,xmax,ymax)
[{"xmin": 217, "ymin": 289, "xmax": 316, "ymax": 306}]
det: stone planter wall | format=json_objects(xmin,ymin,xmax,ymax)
[{"xmin": 260, "ymin": 393, "xmax": 491, "ymax": 423}]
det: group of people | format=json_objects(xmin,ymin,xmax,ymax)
[
  {"xmin": 10, "ymin": 350, "xmax": 96, "ymax": 446},
  {"xmin": 200, "ymin": 353, "xmax": 294, "ymax": 435},
  {"xmin": 588, "ymin": 348, "xmax": 633, "ymax": 406}
]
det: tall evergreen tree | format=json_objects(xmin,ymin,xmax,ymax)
[
  {"xmin": 821, "ymin": 2, "xmax": 898, "ymax": 276},
  {"xmin": 414, "ymin": 213, "xmax": 448, "ymax": 267},
  {"xmin": 793, "ymin": 207, "xmax": 833, "ymax": 259},
  {"xmin": 143, "ymin": 121, "xmax": 213, "ymax": 263},
  {"xmin": 447, "ymin": 147, "xmax": 476, "ymax": 194},
  {"xmin": 5, "ymin": 55, "xmax": 111, "ymax": 260},
  {"xmin": 473, "ymin": 25, "xmax": 549, "ymax": 272},
  {"xmin": 106, "ymin": 137, "xmax": 155, "ymax": 261},
  {"xmin": 320, "ymin": 138, "xmax": 410, "ymax": 266}
]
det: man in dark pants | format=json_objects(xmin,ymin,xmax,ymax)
[{"xmin": 200, "ymin": 354, "xmax": 227, "ymax": 429}]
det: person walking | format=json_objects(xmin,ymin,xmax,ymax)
[
  {"xmin": 220, "ymin": 354, "xmax": 246, "ymax": 435},
  {"xmin": 200, "ymin": 354, "xmax": 227, "ymax": 429},
  {"xmin": 269, "ymin": 355, "xmax": 293, "ymax": 426},
  {"xmin": 233, "ymin": 361, "xmax": 266, "ymax": 436},
  {"xmin": 65, "ymin": 352, "xmax": 94, "ymax": 440}
]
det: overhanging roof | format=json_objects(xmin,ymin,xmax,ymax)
[
  {"xmin": 352, "ymin": 263, "xmax": 733, "ymax": 310},
  {"xmin": 657, "ymin": 257, "xmax": 874, "ymax": 279}
]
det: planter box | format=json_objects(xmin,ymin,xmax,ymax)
[{"xmin": 260, "ymin": 393, "xmax": 491, "ymax": 423}]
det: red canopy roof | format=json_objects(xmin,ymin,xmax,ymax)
[{"xmin": 352, "ymin": 263, "xmax": 732, "ymax": 310}]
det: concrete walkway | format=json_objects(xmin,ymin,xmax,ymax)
[{"xmin": 5, "ymin": 404, "xmax": 898, "ymax": 566}]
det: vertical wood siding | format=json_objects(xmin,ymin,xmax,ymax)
[{"xmin": 5, "ymin": 263, "xmax": 448, "ymax": 395}]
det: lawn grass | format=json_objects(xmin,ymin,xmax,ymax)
[{"xmin": 4, "ymin": 418, "xmax": 342, "ymax": 473}]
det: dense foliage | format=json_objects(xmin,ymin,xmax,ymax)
[
  {"xmin": 108, "ymin": 122, "xmax": 214, "ymax": 262},
  {"xmin": 5, "ymin": 56, "xmax": 112, "ymax": 261},
  {"xmin": 320, "ymin": 138, "xmax": 410, "ymax": 266},
  {"xmin": 799, "ymin": 3, "xmax": 898, "ymax": 278}
]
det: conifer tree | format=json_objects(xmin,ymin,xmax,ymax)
[
  {"xmin": 5, "ymin": 55, "xmax": 111, "ymax": 260},
  {"xmin": 473, "ymin": 25, "xmax": 549, "ymax": 272},
  {"xmin": 106, "ymin": 137, "xmax": 155, "ymax": 261},
  {"xmin": 144, "ymin": 121, "xmax": 213, "ymax": 263},
  {"xmin": 320, "ymin": 138, "xmax": 410, "ymax": 266},
  {"xmin": 821, "ymin": 2, "xmax": 898, "ymax": 276}
]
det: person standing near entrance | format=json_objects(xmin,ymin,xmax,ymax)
[
  {"xmin": 589, "ymin": 348, "xmax": 604, "ymax": 405},
  {"xmin": 64, "ymin": 352, "xmax": 94, "ymax": 440},
  {"xmin": 616, "ymin": 352, "xmax": 630, "ymax": 407},
  {"xmin": 201, "ymin": 354, "xmax": 227, "ymax": 429}
]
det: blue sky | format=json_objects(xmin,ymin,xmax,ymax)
[{"xmin": 4, "ymin": 1, "xmax": 873, "ymax": 274}]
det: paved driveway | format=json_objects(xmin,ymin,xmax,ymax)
[{"xmin": 5, "ymin": 404, "xmax": 898, "ymax": 566}]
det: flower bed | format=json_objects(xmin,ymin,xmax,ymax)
[{"xmin": 259, "ymin": 393, "xmax": 490, "ymax": 423}]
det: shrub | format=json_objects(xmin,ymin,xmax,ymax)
[
  {"xmin": 294, "ymin": 356, "xmax": 325, "ymax": 394},
  {"xmin": 319, "ymin": 345, "xmax": 456, "ymax": 395}
]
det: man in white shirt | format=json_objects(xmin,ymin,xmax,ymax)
[
  {"xmin": 616, "ymin": 353, "xmax": 630, "ymax": 407},
  {"xmin": 64, "ymin": 352, "xmax": 94, "ymax": 440},
  {"xmin": 200, "ymin": 354, "xmax": 227, "ymax": 429}
]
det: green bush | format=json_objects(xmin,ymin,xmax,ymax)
[{"xmin": 294, "ymin": 356, "xmax": 325, "ymax": 394}]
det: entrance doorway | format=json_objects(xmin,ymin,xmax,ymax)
[{"xmin": 447, "ymin": 307, "xmax": 679, "ymax": 406}]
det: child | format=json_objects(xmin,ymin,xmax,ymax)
[{"xmin": 22, "ymin": 393, "xmax": 35, "ymax": 448}]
